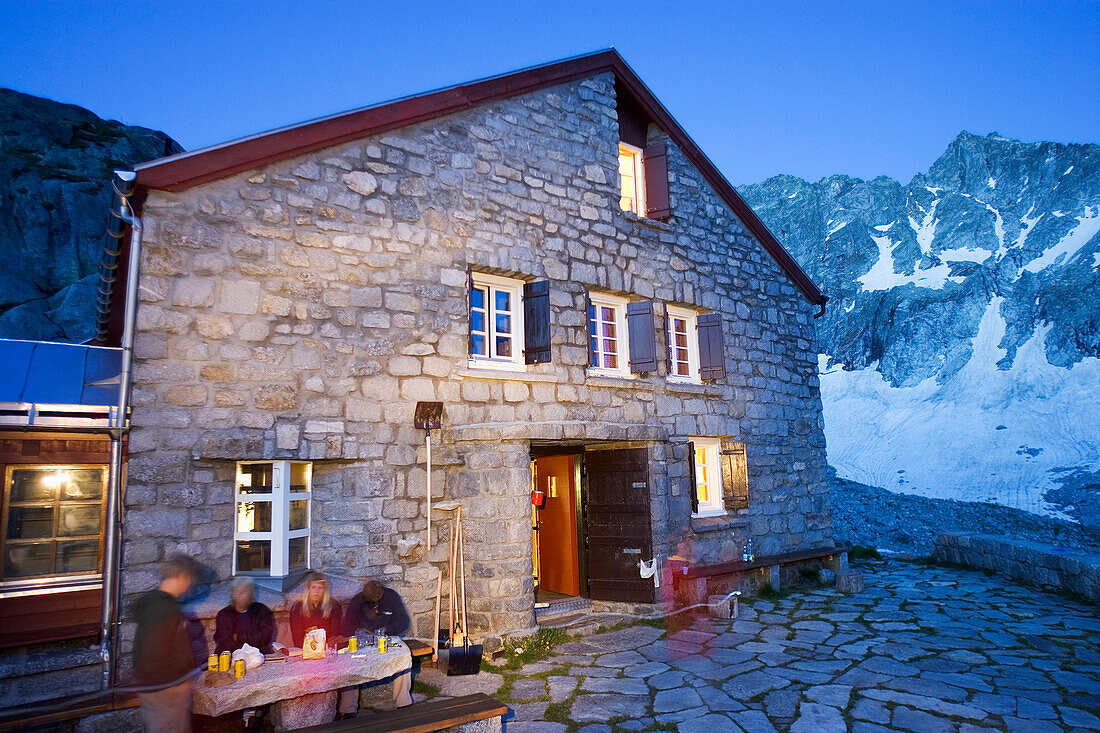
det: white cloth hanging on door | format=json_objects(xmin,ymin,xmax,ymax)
[{"xmin": 638, "ymin": 557, "xmax": 660, "ymax": 587}]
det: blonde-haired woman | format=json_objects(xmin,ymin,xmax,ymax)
[{"xmin": 289, "ymin": 572, "xmax": 343, "ymax": 648}]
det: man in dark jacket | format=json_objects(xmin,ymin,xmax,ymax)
[
  {"xmin": 132, "ymin": 552, "xmax": 201, "ymax": 733},
  {"xmin": 344, "ymin": 580, "xmax": 410, "ymax": 637},
  {"xmin": 214, "ymin": 577, "xmax": 275, "ymax": 654},
  {"xmin": 337, "ymin": 580, "xmax": 413, "ymax": 718}
]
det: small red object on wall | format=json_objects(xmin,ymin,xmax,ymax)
[{"xmin": 531, "ymin": 489, "xmax": 545, "ymax": 507}]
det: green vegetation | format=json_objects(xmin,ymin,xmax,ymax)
[
  {"xmin": 411, "ymin": 679, "xmax": 439, "ymax": 696},
  {"xmin": 494, "ymin": 626, "xmax": 572, "ymax": 671},
  {"xmin": 850, "ymin": 545, "xmax": 883, "ymax": 560}
]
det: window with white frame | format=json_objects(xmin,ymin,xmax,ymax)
[
  {"xmin": 588, "ymin": 292, "xmax": 631, "ymax": 377},
  {"xmin": 667, "ymin": 306, "xmax": 701, "ymax": 383},
  {"xmin": 469, "ymin": 273, "xmax": 525, "ymax": 370},
  {"xmin": 234, "ymin": 461, "xmax": 311, "ymax": 578},
  {"xmin": 618, "ymin": 144, "xmax": 645, "ymax": 215},
  {"xmin": 691, "ymin": 438, "xmax": 725, "ymax": 516}
]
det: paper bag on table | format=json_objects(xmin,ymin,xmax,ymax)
[{"xmin": 302, "ymin": 628, "xmax": 326, "ymax": 660}]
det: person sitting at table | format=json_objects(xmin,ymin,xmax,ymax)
[
  {"xmin": 214, "ymin": 577, "xmax": 276, "ymax": 654},
  {"xmin": 337, "ymin": 580, "xmax": 414, "ymax": 719},
  {"xmin": 289, "ymin": 571, "xmax": 344, "ymax": 648}
]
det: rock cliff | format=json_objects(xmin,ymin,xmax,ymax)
[
  {"xmin": 740, "ymin": 132, "xmax": 1100, "ymax": 523},
  {"xmin": 0, "ymin": 88, "xmax": 181, "ymax": 341}
]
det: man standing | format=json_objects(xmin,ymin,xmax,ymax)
[
  {"xmin": 338, "ymin": 580, "xmax": 414, "ymax": 717},
  {"xmin": 132, "ymin": 553, "xmax": 201, "ymax": 733}
]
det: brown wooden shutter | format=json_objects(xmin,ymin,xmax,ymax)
[
  {"xmin": 584, "ymin": 291, "xmax": 595, "ymax": 368},
  {"xmin": 697, "ymin": 313, "xmax": 726, "ymax": 380},
  {"xmin": 688, "ymin": 441, "xmax": 699, "ymax": 515},
  {"xmin": 626, "ymin": 300, "xmax": 657, "ymax": 373},
  {"xmin": 643, "ymin": 143, "xmax": 670, "ymax": 220},
  {"xmin": 720, "ymin": 441, "xmax": 749, "ymax": 511},
  {"xmin": 523, "ymin": 280, "xmax": 551, "ymax": 364},
  {"xmin": 466, "ymin": 267, "xmax": 475, "ymax": 357}
]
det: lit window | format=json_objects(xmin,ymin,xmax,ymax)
[
  {"xmin": 588, "ymin": 292, "xmax": 631, "ymax": 377},
  {"xmin": 618, "ymin": 144, "xmax": 645, "ymax": 215},
  {"xmin": 234, "ymin": 461, "xmax": 311, "ymax": 578},
  {"xmin": 691, "ymin": 439, "xmax": 725, "ymax": 516},
  {"xmin": 469, "ymin": 273, "xmax": 525, "ymax": 370},
  {"xmin": 666, "ymin": 306, "xmax": 700, "ymax": 383},
  {"xmin": 2, "ymin": 466, "xmax": 106, "ymax": 581}
]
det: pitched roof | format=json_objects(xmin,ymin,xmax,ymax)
[{"xmin": 133, "ymin": 50, "xmax": 825, "ymax": 306}]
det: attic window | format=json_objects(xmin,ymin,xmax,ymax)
[{"xmin": 618, "ymin": 144, "xmax": 645, "ymax": 215}]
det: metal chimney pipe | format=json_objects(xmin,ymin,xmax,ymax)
[{"xmin": 99, "ymin": 170, "xmax": 141, "ymax": 689}]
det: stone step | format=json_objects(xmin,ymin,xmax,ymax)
[{"xmin": 534, "ymin": 597, "xmax": 589, "ymax": 621}]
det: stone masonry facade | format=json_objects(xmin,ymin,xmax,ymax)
[{"xmin": 121, "ymin": 72, "xmax": 831, "ymax": 641}]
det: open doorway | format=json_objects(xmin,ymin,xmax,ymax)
[{"xmin": 532, "ymin": 454, "xmax": 580, "ymax": 601}]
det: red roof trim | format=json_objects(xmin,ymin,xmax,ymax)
[{"xmin": 134, "ymin": 50, "xmax": 825, "ymax": 306}]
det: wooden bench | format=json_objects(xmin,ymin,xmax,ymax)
[
  {"xmin": 299, "ymin": 692, "xmax": 507, "ymax": 733},
  {"xmin": 677, "ymin": 543, "xmax": 852, "ymax": 600},
  {"xmin": 0, "ymin": 692, "xmax": 138, "ymax": 732},
  {"xmin": 405, "ymin": 638, "xmax": 435, "ymax": 667}
]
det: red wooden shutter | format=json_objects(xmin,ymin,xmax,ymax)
[
  {"xmin": 720, "ymin": 441, "xmax": 749, "ymax": 511},
  {"xmin": 523, "ymin": 280, "xmax": 551, "ymax": 364},
  {"xmin": 697, "ymin": 313, "xmax": 726, "ymax": 380},
  {"xmin": 688, "ymin": 441, "xmax": 699, "ymax": 515},
  {"xmin": 643, "ymin": 143, "xmax": 670, "ymax": 220},
  {"xmin": 626, "ymin": 300, "xmax": 657, "ymax": 373}
]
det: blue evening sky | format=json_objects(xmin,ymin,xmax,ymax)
[{"xmin": 1, "ymin": 1, "xmax": 1096, "ymax": 185}]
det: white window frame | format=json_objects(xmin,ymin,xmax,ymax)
[
  {"xmin": 588, "ymin": 292, "xmax": 632, "ymax": 378},
  {"xmin": 233, "ymin": 461, "xmax": 311, "ymax": 578},
  {"xmin": 468, "ymin": 272, "xmax": 526, "ymax": 372},
  {"xmin": 666, "ymin": 305, "xmax": 701, "ymax": 384},
  {"xmin": 618, "ymin": 143, "xmax": 646, "ymax": 216},
  {"xmin": 691, "ymin": 438, "xmax": 726, "ymax": 517}
]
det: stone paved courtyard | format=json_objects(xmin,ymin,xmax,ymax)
[{"xmin": 416, "ymin": 560, "xmax": 1100, "ymax": 732}]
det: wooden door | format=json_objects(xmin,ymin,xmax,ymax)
[
  {"xmin": 534, "ymin": 455, "xmax": 579, "ymax": 596},
  {"xmin": 584, "ymin": 448, "xmax": 654, "ymax": 603}
]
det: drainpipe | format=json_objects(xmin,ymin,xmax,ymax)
[{"xmin": 99, "ymin": 170, "xmax": 142, "ymax": 689}]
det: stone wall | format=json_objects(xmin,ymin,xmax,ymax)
[
  {"xmin": 933, "ymin": 533, "xmax": 1100, "ymax": 604},
  {"xmin": 120, "ymin": 72, "xmax": 831, "ymax": 640}
]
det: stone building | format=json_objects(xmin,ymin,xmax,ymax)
[{"xmin": 105, "ymin": 50, "xmax": 832, "ymax": 641}]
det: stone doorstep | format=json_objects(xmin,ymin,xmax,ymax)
[{"xmin": 534, "ymin": 597, "xmax": 590, "ymax": 620}]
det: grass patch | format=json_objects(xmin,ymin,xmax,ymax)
[
  {"xmin": 850, "ymin": 545, "xmax": 883, "ymax": 560},
  {"xmin": 759, "ymin": 583, "xmax": 780, "ymax": 600},
  {"xmin": 543, "ymin": 699, "xmax": 574, "ymax": 727},
  {"xmin": 411, "ymin": 679, "xmax": 439, "ymax": 696},
  {"xmin": 495, "ymin": 626, "xmax": 572, "ymax": 671}
]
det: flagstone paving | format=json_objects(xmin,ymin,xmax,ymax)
[{"xmin": 416, "ymin": 560, "xmax": 1100, "ymax": 732}]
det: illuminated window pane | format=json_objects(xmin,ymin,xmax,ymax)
[
  {"xmin": 10, "ymin": 470, "xmax": 56, "ymax": 503},
  {"xmin": 238, "ymin": 464, "xmax": 273, "ymax": 494},
  {"xmin": 236, "ymin": 501, "xmax": 272, "ymax": 533},
  {"xmin": 290, "ymin": 463, "xmax": 311, "ymax": 494},
  {"xmin": 289, "ymin": 501, "xmax": 309, "ymax": 531},
  {"xmin": 4, "ymin": 543, "xmax": 52, "ymax": 578},
  {"xmin": 56, "ymin": 540, "xmax": 98, "ymax": 573},
  {"xmin": 7, "ymin": 507, "xmax": 54, "ymax": 540},
  {"xmin": 58, "ymin": 505, "xmax": 100, "ymax": 537},
  {"xmin": 63, "ymin": 470, "xmax": 103, "ymax": 501},
  {"xmin": 288, "ymin": 537, "xmax": 308, "ymax": 569},
  {"xmin": 235, "ymin": 540, "xmax": 270, "ymax": 573}
]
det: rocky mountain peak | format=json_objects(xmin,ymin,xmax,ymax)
[{"xmin": 0, "ymin": 88, "xmax": 182, "ymax": 342}]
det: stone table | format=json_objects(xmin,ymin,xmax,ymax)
[{"xmin": 193, "ymin": 640, "xmax": 411, "ymax": 730}]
